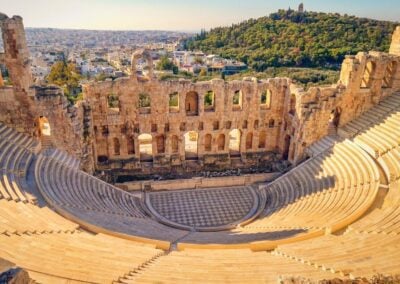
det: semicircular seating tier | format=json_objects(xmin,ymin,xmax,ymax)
[{"xmin": 0, "ymin": 91, "xmax": 398, "ymax": 282}]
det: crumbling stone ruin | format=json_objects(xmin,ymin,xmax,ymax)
[
  {"xmin": 0, "ymin": 12, "xmax": 400, "ymax": 283},
  {"xmin": 0, "ymin": 13, "xmax": 399, "ymax": 178}
]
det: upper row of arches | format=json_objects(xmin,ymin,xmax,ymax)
[
  {"xmin": 108, "ymin": 89, "xmax": 272, "ymax": 115},
  {"xmin": 361, "ymin": 60, "xmax": 398, "ymax": 89}
]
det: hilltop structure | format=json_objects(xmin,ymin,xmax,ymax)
[{"xmin": 0, "ymin": 12, "xmax": 399, "ymax": 283}]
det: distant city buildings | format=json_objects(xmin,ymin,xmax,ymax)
[{"xmin": 7, "ymin": 28, "xmax": 247, "ymax": 82}]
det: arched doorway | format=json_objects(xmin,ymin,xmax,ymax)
[
  {"xmin": 246, "ymin": 132, "xmax": 253, "ymax": 150},
  {"xmin": 361, "ymin": 61, "xmax": 376, "ymax": 88},
  {"xmin": 171, "ymin": 135, "xmax": 179, "ymax": 154},
  {"xmin": 37, "ymin": 116, "xmax": 51, "ymax": 137},
  {"xmin": 185, "ymin": 91, "xmax": 199, "ymax": 116},
  {"xmin": 289, "ymin": 94, "xmax": 296, "ymax": 115},
  {"xmin": 184, "ymin": 131, "xmax": 198, "ymax": 160},
  {"xmin": 113, "ymin": 137, "xmax": 120, "ymax": 156},
  {"xmin": 204, "ymin": 134, "xmax": 212, "ymax": 152},
  {"xmin": 217, "ymin": 134, "xmax": 225, "ymax": 151},
  {"xmin": 229, "ymin": 129, "xmax": 241, "ymax": 156},
  {"xmin": 138, "ymin": 133, "xmax": 153, "ymax": 161},
  {"xmin": 283, "ymin": 135, "xmax": 291, "ymax": 160}
]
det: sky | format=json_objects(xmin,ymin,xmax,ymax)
[{"xmin": 0, "ymin": 0, "xmax": 399, "ymax": 31}]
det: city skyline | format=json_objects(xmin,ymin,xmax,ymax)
[{"xmin": 0, "ymin": 0, "xmax": 399, "ymax": 32}]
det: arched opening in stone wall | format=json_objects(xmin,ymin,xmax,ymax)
[
  {"xmin": 113, "ymin": 138, "xmax": 120, "ymax": 156},
  {"xmin": 185, "ymin": 91, "xmax": 199, "ymax": 116},
  {"xmin": 245, "ymin": 132, "xmax": 253, "ymax": 150},
  {"xmin": 204, "ymin": 90, "xmax": 215, "ymax": 111},
  {"xmin": 0, "ymin": 64, "xmax": 8, "ymax": 87},
  {"xmin": 36, "ymin": 116, "xmax": 51, "ymax": 137},
  {"xmin": 269, "ymin": 119, "xmax": 275, "ymax": 128},
  {"xmin": 217, "ymin": 134, "xmax": 225, "ymax": 151},
  {"xmin": 108, "ymin": 93, "xmax": 120, "ymax": 112},
  {"xmin": 283, "ymin": 135, "xmax": 291, "ymax": 160},
  {"xmin": 171, "ymin": 135, "xmax": 179, "ymax": 154},
  {"xmin": 127, "ymin": 137, "xmax": 135, "ymax": 155},
  {"xmin": 232, "ymin": 90, "xmax": 242, "ymax": 111},
  {"xmin": 242, "ymin": 120, "xmax": 248, "ymax": 129},
  {"xmin": 289, "ymin": 94, "xmax": 296, "ymax": 115},
  {"xmin": 330, "ymin": 107, "xmax": 342, "ymax": 128},
  {"xmin": 361, "ymin": 61, "xmax": 376, "ymax": 88},
  {"xmin": 382, "ymin": 61, "xmax": 398, "ymax": 88},
  {"xmin": 156, "ymin": 135, "xmax": 165, "ymax": 154},
  {"xmin": 169, "ymin": 92, "xmax": 179, "ymax": 112},
  {"xmin": 139, "ymin": 93, "xmax": 151, "ymax": 114},
  {"xmin": 260, "ymin": 90, "xmax": 271, "ymax": 109},
  {"xmin": 204, "ymin": 134, "xmax": 212, "ymax": 152},
  {"xmin": 229, "ymin": 129, "xmax": 241, "ymax": 156},
  {"xmin": 184, "ymin": 131, "xmax": 198, "ymax": 160},
  {"xmin": 289, "ymin": 142, "xmax": 295, "ymax": 161},
  {"xmin": 259, "ymin": 130, "xmax": 266, "ymax": 149},
  {"xmin": 138, "ymin": 133, "xmax": 153, "ymax": 161}
]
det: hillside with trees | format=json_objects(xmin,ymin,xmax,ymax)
[{"xmin": 185, "ymin": 9, "xmax": 398, "ymax": 71}]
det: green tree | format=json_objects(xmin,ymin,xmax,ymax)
[
  {"xmin": 156, "ymin": 55, "xmax": 178, "ymax": 72},
  {"xmin": 47, "ymin": 60, "xmax": 81, "ymax": 98}
]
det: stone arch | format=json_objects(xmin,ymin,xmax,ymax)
[
  {"xmin": 268, "ymin": 119, "xmax": 275, "ymax": 128},
  {"xmin": 232, "ymin": 90, "xmax": 243, "ymax": 110},
  {"xmin": 283, "ymin": 135, "xmax": 291, "ymax": 160},
  {"xmin": 138, "ymin": 133, "xmax": 153, "ymax": 161},
  {"xmin": 36, "ymin": 116, "xmax": 51, "ymax": 137},
  {"xmin": 156, "ymin": 135, "xmax": 165, "ymax": 154},
  {"xmin": 171, "ymin": 135, "xmax": 179, "ymax": 154},
  {"xmin": 131, "ymin": 49, "xmax": 154, "ymax": 79},
  {"xmin": 185, "ymin": 91, "xmax": 199, "ymax": 116},
  {"xmin": 169, "ymin": 92, "xmax": 179, "ymax": 112},
  {"xmin": 138, "ymin": 93, "xmax": 151, "ymax": 114},
  {"xmin": 260, "ymin": 89, "xmax": 271, "ymax": 108},
  {"xmin": 127, "ymin": 137, "xmax": 135, "ymax": 155},
  {"xmin": 184, "ymin": 131, "xmax": 198, "ymax": 160},
  {"xmin": 229, "ymin": 129, "xmax": 241, "ymax": 156},
  {"xmin": 258, "ymin": 130, "xmax": 266, "ymax": 149},
  {"xmin": 361, "ymin": 61, "xmax": 376, "ymax": 88},
  {"xmin": 245, "ymin": 132, "xmax": 253, "ymax": 150},
  {"xmin": 330, "ymin": 107, "xmax": 342, "ymax": 128},
  {"xmin": 383, "ymin": 61, "xmax": 398, "ymax": 88},
  {"xmin": 289, "ymin": 94, "xmax": 296, "ymax": 115},
  {"xmin": 217, "ymin": 134, "xmax": 225, "ymax": 151},
  {"xmin": 204, "ymin": 90, "xmax": 215, "ymax": 111},
  {"xmin": 113, "ymin": 137, "xmax": 120, "ymax": 156},
  {"xmin": 204, "ymin": 134, "xmax": 212, "ymax": 152}
]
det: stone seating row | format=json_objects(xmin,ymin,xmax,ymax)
[
  {"xmin": 45, "ymin": 148, "xmax": 80, "ymax": 169},
  {"xmin": 36, "ymin": 156, "xmax": 146, "ymax": 218},
  {"xmin": 274, "ymin": 227, "xmax": 400, "ymax": 279},
  {"xmin": 0, "ymin": 139, "xmax": 37, "ymax": 203},
  {"xmin": 122, "ymin": 249, "xmax": 336, "ymax": 283},
  {"xmin": 246, "ymin": 139, "xmax": 379, "ymax": 231},
  {"xmin": 35, "ymin": 154, "xmax": 188, "ymax": 244},
  {"xmin": 0, "ymin": 232, "xmax": 163, "ymax": 284},
  {"xmin": 306, "ymin": 135, "xmax": 338, "ymax": 157},
  {"xmin": 338, "ymin": 92, "xmax": 400, "ymax": 140},
  {"xmin": 0, "ymin": 199, "xmax": 78, "ymax": 234}
]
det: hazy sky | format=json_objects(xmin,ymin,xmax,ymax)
[{"xmin": 0, "ymin": 0, "xmax": 399, "ymax": 31}]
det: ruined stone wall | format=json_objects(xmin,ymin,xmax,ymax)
[
  {"xmin": 0, "ymin": 13, "xmax": 91, "ymax": 171},
  {"xmin": 289, "ymin": 51, "xmax": 400, "ymax": 161},
  {"xmin": 84, "ymin": 76, "xmax": 289, "ymax": 174}
]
